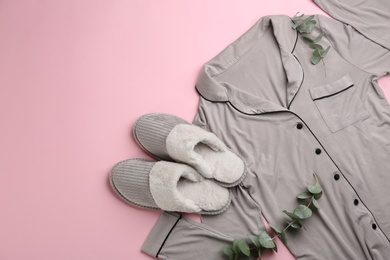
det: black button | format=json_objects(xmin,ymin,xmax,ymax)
[
  {"xmin": 315, "ymin": 148, "xmax": 322, "ymax": 155},
  {"xmin": 297, "ymin": 123, "xmax": 303, "ymax": 129},
  {"xmin": 372, "ymin": 224, "xmax": 377, "ymax": 230},
  {"xmin": 354, "ymin": 199, "xmax": 359, "ymax": 206},
  {"xmin": 334, "ymin": 174, "xmax": 340, "ymax": 181}
]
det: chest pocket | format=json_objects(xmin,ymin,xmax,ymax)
[{"xmin": 310, "ymin": 75, "xmax": 370, "ymax": 133}]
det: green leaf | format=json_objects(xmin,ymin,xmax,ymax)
[
  {"xmin": 269, "ymin": 223, "xmax": 281, "ymax": 234},
  {"xmin": 306, "ymin": 20, "xmax": 317, "ymax": 33},
  {"xmin": 232, "ymin": 239, "xmax": 239, "ymax": 253},
  {"xmin": 314, "ymin": 190, "xmax": 323, "ymax": 200},
  {"xmin": 273, "ymin": 241, "xmax": 278, "ymax": 252},
  {"xmin": 302, "ymin": 34, "xmax": 315, "ymax": 42},
  {"xmin": 258, "ymin": 231, "xmax": 276, "ymax": 249},
  {"xmin": 293, "ymin": 205, "xmax": 313, "ymax": 219},
  {"xmin": 270, "ymin": 223, "xmax": 287, "ymax": 245},
  {"xmin": 258, "ymin": 248, "xmax": 263, "ymax": 258},
  {"xmin": 283, "ymin": 210, "xmax": 299, "ymax": 220},
  {"xmin": 223, "ymin": 245, "xmax": 233, "ymax": 256},
  {"xmin": 297, "ymin": 191, "xmax": 313, "ymax": 200},
  {"xmin": 290, "ymin": 221, "xmax": 303, "ymax": 229},
  {"xmin": 312, "ymin": 197, "xmax": 320, "ymax": 209},
  {"xmin": 298, "ymin": 20, "xmax": 316, "ymax": 33},
  {"xmin": 237, "ymin": 239, "xmax": 250, "ymax": 256},
  {"xmin": 320, "ymin": 46, "xmax": 330, "ymax": 58},
  {"xmin": 292, "ymin": 13, "xmax": 304, "ymax": 21},
  {"xmin": 314, "ymin": 32, "xmax": 324, "ymax": 43},
  {"xmin": 303, "ymin": 15, "xmax": 315, "ymax": 23},
  {"xmin": 249, "ymin": 234, "xmax": 260, "ymax": 247},
  {"xmin": 292, "ymin": 21, "xmax": 305, "ymax": 29},
  {"xmin": 307, "ymin": 183, "xmax": 322, "ymax": 194},
  {"xmin": 278, "ymin": 230, "xmax": 288, "ymax": 244},
  {"xmin": 309, "ymin": 43, "xmax": 323, "ymax": 50}
]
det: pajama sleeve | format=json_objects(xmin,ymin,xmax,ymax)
[
  {"xmin": 317, "ymin": 14, "xmax": 390, "ymax": 77},
  {"xmin": 314, "ymin": 0, "xmax": 390, "ymax": 50}
]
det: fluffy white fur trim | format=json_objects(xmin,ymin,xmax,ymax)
[
  {"xmin": 149, "ymin": 161, "xmax": 229, "ymax": 212},
  {"xmin": 166, "ymin": 124, "xmax": 245, "ymax": 184}
]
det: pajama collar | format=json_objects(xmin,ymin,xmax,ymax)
[{"xmin": 196, "ymin": 15, "xmax": 304, "ymax": 114}]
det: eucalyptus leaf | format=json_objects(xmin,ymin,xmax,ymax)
[
  {"xmin": 303, "ymin": 15, "xmax": 315, "ymax": 23},
  {"xmin": 314, "ymin": 32, "xmax": 324, "ymax": 43},
  {"xmin": 290, "ymin": 221, "xmax": 303, "ymax": 229},
  {"xmin": 303, "ymin": 34, "xmax": 315, "ymax": 42},
  {"xmin": 223, "ymin": 245, "xmax": 233, "ymax": 256},
  {"xmin": 296, "ymin": 24, "xmax": 306, "ymax": 33},
  {"xmin": 298, "ymin": 20, "xmax": 316, "ymax": 33},
  {"xmin": 309, "ymin": 43, "xmax": 323, "ymax": 50},
  {"xmin": 307, "ymin": 183, "xmax": 322, "ymax": 194},
  {"xmin": 269, "ymin": 223, "xmax": 282, "ymax": 234},
  {"xmin": 283, "ymin": 210, "xmax": 299, "ymax": 220},
  {"xmin": 310, "ymin": 55, "xmax": 321, "ymax": 65},
  {"xmin": 306, "ymin": 20, "xmax": 317, "ymax": 33},
  {"xmin": 233, "ymin": 239, "xmax": 239, "ymax": 253},
  {"xmin": 273, "ymin": 241, "xmax": 278, "ymax": 253},
  {"xmin": 278, "ymin": 230, "xmax": 288, "ymax": 244},
  {"xmin": 293, "ymin": 205, "xmax": 313, "ymax": 219},
  {"xmin": 270, "ymin": 223, "xmax": 288, "ymax": 245},
  {"xmin": 292, "ymin": 13, "xmax": 304, "ymax": 21},
  {"xmin": 312, "ymin": 197, "xmax": 320, "ymax": 209},
  {"xmin": 249, "ymin": 234, "xmax": 260, "ymax": 247},
  {"xmin": 321, "ymin": 46, "xmax": 330, "ymax": 57},
  {"xmin": 297, "ymin": 191, "xmax": 313, "ymax": 200},
  {"xmin": 259, "ymin": 231, "xmax": 276, "ymax": 249},
  {"xmin": 292, "ymin": 21, "xmax": 305, "ymax": 29},
  {"xmin": 314, "ymin": 190, "xmax": 323, "ymax": 200},
  {"xmin": 238, "ymin": 239, "xmax": 250, "ymax": 256},
  {"xmin": 258, "ymin": 248, "xmax": 263, "ymax": 258}
]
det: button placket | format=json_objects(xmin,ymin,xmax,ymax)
[{"xmin": 291, "ymin": 114, "xmax": 389, "ymax": 244}]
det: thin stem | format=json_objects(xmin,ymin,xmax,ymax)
[
  {"xmin": 271, "ymin": 219, "xmax": 298, "ymax": 240},
  {"xmin": 321, "ymin": 58, "xmax": 327, "ymax": 77},
  {"xmin": 283, "ymin": 219, "xmax": 297, "ymax": 232},
  {"xmin": 271, "ymin": 195, "xmax": 314, "ymax": 240},
  {"xmin": 306, "ymin": 196, "xmax": 313, "ymax": 208}
]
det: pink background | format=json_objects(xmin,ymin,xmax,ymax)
[{"xmin": 0, "ymin": 1, "xmax": 389, "ymax": 259}]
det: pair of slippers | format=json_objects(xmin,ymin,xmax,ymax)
[{"xmin": 109, "ymin": 113, "xmax": 246, "ymax": 215}]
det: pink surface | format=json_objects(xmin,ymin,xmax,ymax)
[{"xmin": 0, "ymin": 1, "xmax": 389, "ymax": 259}]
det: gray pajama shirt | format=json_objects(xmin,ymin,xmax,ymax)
[{"xmin": 141, "ymin": 5, "xmax": 390, "ymax": 260}]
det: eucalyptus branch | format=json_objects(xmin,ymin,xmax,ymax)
[
  {"xmin": 223, "ymin": 173, "xmax": 323, "ymax": 260},
  {"xmin": 291, "ymin": 13, "xmax": 330, "ymax": 77}
]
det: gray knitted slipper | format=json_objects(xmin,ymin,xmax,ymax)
[
  {"xmin": 109, "ymin": 158, "xmax": 232, "ymax": 215},
  {"xmin": 133, "ymin": 113, "xmax": 246, "ymax": 188}
]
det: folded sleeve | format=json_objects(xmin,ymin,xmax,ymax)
[
  {"xmin": 318, "ymin": 15, "xmax": 390, "ymax": 77},
  {"xmin": 314, "ymin": 0, "xmax": 390, "ymax": 49}
]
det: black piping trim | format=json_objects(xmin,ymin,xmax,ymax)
[
  {"xmin": 156, "ymin": 214, "xmax": 183, "ymax": 257},
  {"xmin": 291, "ymin": 25, "xmax": 299, "ymax": 53},
  {"xmin": 287, "ymin": 27, "xmax": 304, "ymax": 110},
  {"xmin": 195, "ymin": 92, "xmax": 390, "ymax": 242},
  {"xmin": 312, "ymin": 85, "xmax": 354, "ymax": 101},
  {"xmin": 195, "ymin": 87, "xmax": 228, "ymax": 104},
  {"xmin": 287, "ymin": 53, "xmax": 305, "ymax": 109}
]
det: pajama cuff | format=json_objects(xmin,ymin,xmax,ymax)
[{"xmin": 141, "ymin": 212, "xmax": 182, "ymax": 258}]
